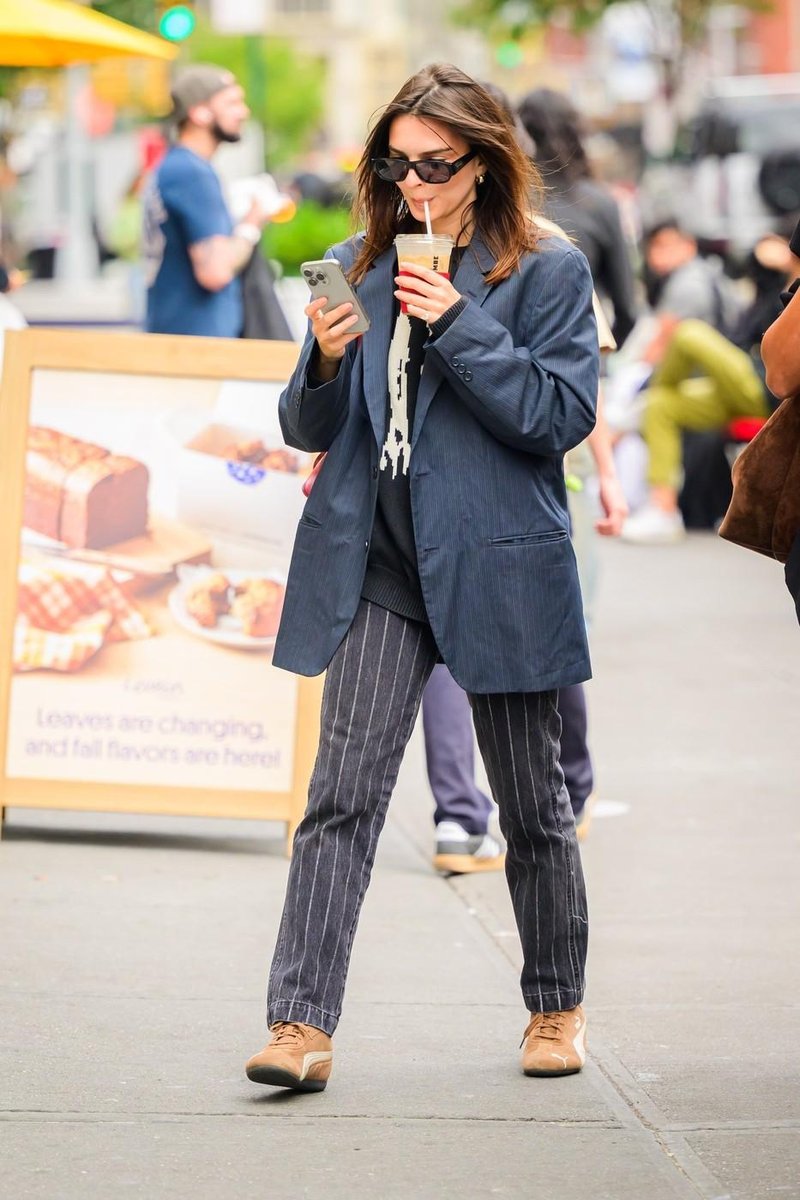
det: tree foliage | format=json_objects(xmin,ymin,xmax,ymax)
[
  {"xmin": 91, "ymin": 0, "xmax": 158, "ymax": 34},
  {"xmin": 457, "ymin": 0, "xmax": 771, "ymax": 51},
  {"xmin": 182, "ymin": 23, "xmax": 325, "ymax": 167},
  {"xmin": 90, "ymin": 5, "xmax": 324, "ymax": 167}
]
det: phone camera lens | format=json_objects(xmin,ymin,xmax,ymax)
[
  {"xmin": 314, "ymin": 273, "xmax": 327, "ymax": 285},
  {"xmin": 302, "ymin": 269, "xmax": 313, "ymax": 279}
]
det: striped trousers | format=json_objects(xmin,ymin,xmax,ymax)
[{"xmin": 267, "ymin": 600, "xmax": 588, "ymax": 1036}]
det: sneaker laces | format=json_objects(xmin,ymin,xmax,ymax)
[
  {"xmin": 270, "ymin": 1021, "xmax": 306, "ymax": 1047},
  {"xmin": 521, "ymin": 1011, "xmax": 566, "ymax": 1047}
]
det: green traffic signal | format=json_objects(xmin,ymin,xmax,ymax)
[
  {"xmin": 159, "ymin": 4, "xmax": 196, "ymax": 41},
  {"xmin": 495, "ymin": 41, "xmax": 524, "ymax": 69}
]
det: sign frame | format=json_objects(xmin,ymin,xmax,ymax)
[{"xmin": 0, "ymin": 328, "xmax": 320, "ymax": 852}]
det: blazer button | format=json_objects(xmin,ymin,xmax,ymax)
[
  {"xmin": 372, "ymin": 466, "xmax": 378, "ymax": 480},
  {"xmin": 451, "ymin": 356, "xmax": 460, "ymax": 367},
  {"xmin": 457, "ymin": 364, "xmax": 466, "ymax": 374},
  {"xmin": 464, "ymin": 370, "xmax": 473, "ymax": 381},
  {"xmin": 364, "ymin": 541, "xmax": 369, "ymax": 552}
]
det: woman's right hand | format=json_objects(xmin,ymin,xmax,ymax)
[{"xmin": 307, "ymin": 296, "xmax": 361, "ymax": 364}]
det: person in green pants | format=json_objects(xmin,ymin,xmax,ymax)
[{"xmin": 623, "ymin": 234, "xmax": 797, "ymax": 545}]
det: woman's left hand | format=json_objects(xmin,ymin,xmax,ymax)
[
  {"xmin": 395, "ymin": 261, "xmax": 462, "ymax": 326},
  {"xmin": 595, "ymin": 472, "xmax": 629, "ymax": 537}
]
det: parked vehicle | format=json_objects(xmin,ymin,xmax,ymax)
[{"xmin": 641, "ymin": 74, "xmax": 800, "ymax": 263}]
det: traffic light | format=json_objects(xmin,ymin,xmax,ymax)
[
  {"xmin": 158, "ymin": 4, "xmax": 196, "ymax": 41},
  {"xmin": 495, "ymin": 41, "xmax": 524, "ymax": 70}
]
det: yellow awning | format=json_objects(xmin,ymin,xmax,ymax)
[{"xmin": 0, "ymin": 0, "xmax": 178, "ymax": 66}]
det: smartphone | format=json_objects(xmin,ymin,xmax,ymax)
[{"xmin": 300, "ymin": 259, "xmax": 371, "ymax": 333}]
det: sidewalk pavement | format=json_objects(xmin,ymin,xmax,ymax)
[
  {"xmin": 12, "ymin": 272, "xmax": 136, "ymax": 328},
  {"xmin": 2, "ymin": 532, "xmax": 798, "ymax": 1200}
]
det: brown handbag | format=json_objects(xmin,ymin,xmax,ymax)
[{"xmin": 718, "ymin": 395, "xmax": 800, "ymax": 562}]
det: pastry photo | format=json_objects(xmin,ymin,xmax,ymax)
[{"xmin": 169, "ymin": 565, "xmax": 286, "ymax": 651}]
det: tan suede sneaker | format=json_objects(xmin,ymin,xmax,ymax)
[
  {"xmin": 521, "ymin": 1005, "xmax": 586, "ymax": 1077},
  {"xmin": 246, "ymin": 1022, "xmax": 333, "ymax": 1092}
]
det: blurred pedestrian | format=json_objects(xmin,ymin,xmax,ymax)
[
  {"xmin": 637, "ymin": 220, "xmax": 740, "ymax": 365},
  {"xmin": 607, "ymin": 219, "xmax": 743, "ymax": 519},
  {"xmin": 623, "ymin": 234, "xmax": 798, "ymax": 546},
  {"xmin": 514, "ymin": 87, "xmax": 630, "ymax": 834},
  {"xmin": 517, "ymin": 87, "xmax": 638, "ymax": 349},
  {"xmin": 424, "ymin": 662, "xmax": 503, "ymax": 874},
  {"xmin": 107, "ymin": 169, "xmax": 149, "ymax": 325},
  {"xmin": 108, "ymin": 170, "xmax": 148, "ymax": 264},
  {"xmin": 245, "ymin": 62, "xmax": 599, "ymax": 1093},
  {"xmin": 142, "ymin": 65, "xmax": 269, "ymax": 338}
]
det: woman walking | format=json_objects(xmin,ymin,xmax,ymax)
[{"xmin": 246, "ymin": 63, "xmax": 599, "ymax": 1092}]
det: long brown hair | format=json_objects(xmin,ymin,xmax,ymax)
[{"xmin": 350, "ymin": 63, "xmax": 542, "ymax": 285}]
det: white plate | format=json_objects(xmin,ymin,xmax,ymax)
[{"xmin": 168, "ymin": 567, "xmax": 286, "ymax": 652}]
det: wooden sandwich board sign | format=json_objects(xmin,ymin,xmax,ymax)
[{"xmin": 0, "ymin": 329, "xmax": 322, "ymax": 852}]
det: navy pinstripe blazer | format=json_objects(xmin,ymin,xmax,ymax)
[{"xmin": 273, "ymin": 230, "xmax": 599, "ymax": 693}]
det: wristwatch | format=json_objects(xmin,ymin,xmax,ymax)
[{"xmin": 234, "ymin": 222, "xmax": 261, "ymax": 246}]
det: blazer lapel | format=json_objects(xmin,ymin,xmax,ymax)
[
  {"xmin": 412, "ymin": 234, "xmax": 496, "ymax": 448},
  {"xmin": 358, "ymin": 246, "xmax": 395, "ymax": 449}
]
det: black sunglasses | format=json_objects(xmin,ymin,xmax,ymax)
[{"xmin": 371, "ymin": 150, "xmax": 476, "ymax": 185}]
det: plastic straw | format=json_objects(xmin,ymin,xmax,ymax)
[{"xmin": 423, "ymin": 200, "xmax": 433, "ymax": 237}]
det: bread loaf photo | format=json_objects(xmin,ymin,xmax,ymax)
[{"xmin": 24, "ymin": 426, "xmax": 150, "ymax": 549}]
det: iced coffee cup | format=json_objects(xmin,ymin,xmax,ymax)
[{"xmin": 394, "ymin": 233, "xmax": 454, "ymax": 314}]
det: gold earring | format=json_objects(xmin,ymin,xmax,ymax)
[{"xmin": 477, "ymin": 174, "xmax": 485, "ymax": 184}]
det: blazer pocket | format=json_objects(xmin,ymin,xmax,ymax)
[
  {"xmin": 299, "ymin": 511, "xmax": 323, "ymax": 529},
  {"xmin": 489, "ymin": 530, "xmax": 568, "ymax": 547}
]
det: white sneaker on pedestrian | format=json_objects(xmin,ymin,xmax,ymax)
[
  {"xmin": 621, "ymin": 505, "xmax": 685, "ymax": 545},
  {"xmin": 434, "ymin": 820, "xmax": 505, "ymax": 875}
]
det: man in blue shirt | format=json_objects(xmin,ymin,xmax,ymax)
[{"xmin": 143, "ymin": 65, "xmax": 267, "ymax": 338}]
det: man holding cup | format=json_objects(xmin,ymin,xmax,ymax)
[{"xmin": 142, "ymin": 65, "xmax": 269, "ymax": 338}]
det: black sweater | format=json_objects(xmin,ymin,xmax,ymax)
[{"xmin": 361, "ymin": 248, "xmax": 466, "ymax": 624}]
